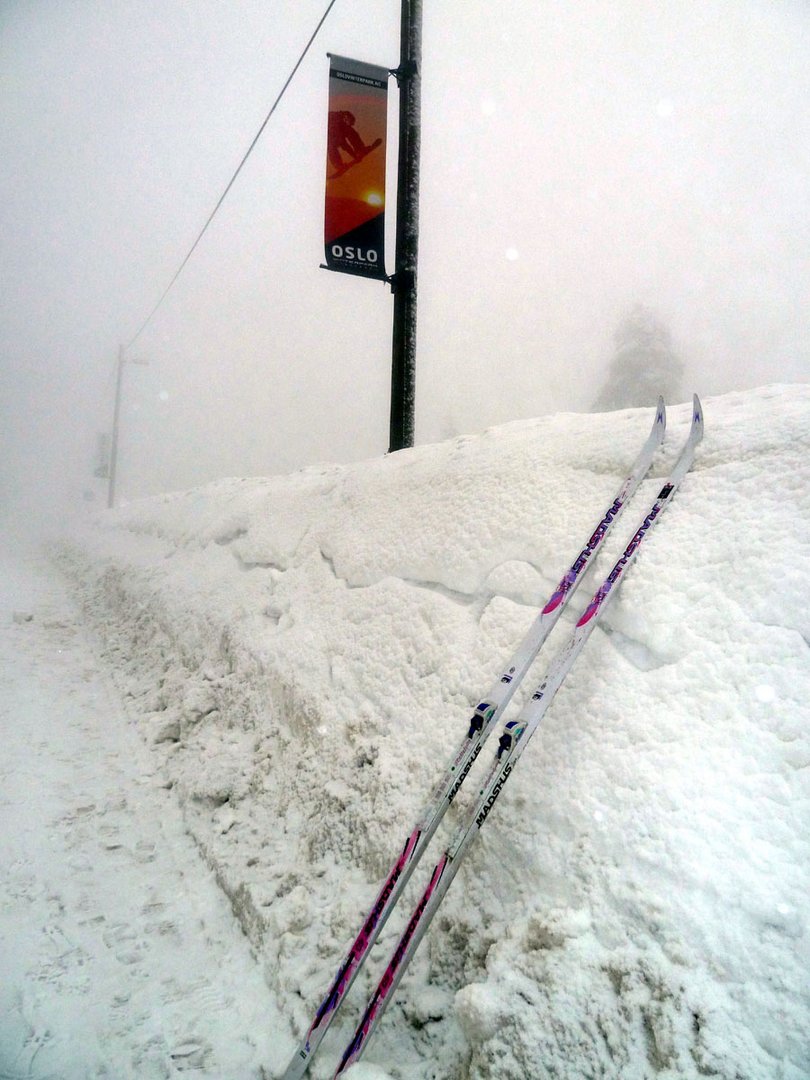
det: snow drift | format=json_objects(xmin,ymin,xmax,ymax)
[{"xmin": 58, "ymin": 385, "xmax": 810, "ymax": 1080}]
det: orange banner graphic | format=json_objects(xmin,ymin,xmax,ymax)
[{"xmin": 324, "ymin": 55, "xmax": 388, "ymax": 280}]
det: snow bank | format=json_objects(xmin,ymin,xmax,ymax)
[{"xmin": 57, "ymin": 385, "xmax": 810, "ymax": 1080}]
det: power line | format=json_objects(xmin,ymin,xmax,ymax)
[{"xmin": 128, "ymin": 0, "xmax": 339, "ymax": 350}]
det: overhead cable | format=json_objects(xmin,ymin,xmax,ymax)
[{"xmin": 128, "ymin": 0, "xmax": 339, "ymax": 349}]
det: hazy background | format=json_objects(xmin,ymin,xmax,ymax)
[{"xmin": 1, "ymin": 0, "xmax": 808, "ymax": 530}]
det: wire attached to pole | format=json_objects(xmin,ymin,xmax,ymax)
[{"xmin": 128, "ymin": 0, "xmax": 339, "ymax": 350}]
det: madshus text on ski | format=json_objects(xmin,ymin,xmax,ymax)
[{"xmin": 281, "ymin": 396, "xmax": 704, "ymax": 1079}]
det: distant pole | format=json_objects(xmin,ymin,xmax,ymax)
[
  {"xmin": 389, "ymin": 0, "xmax": 422, "ymax": 453},
  {"xmin": 107, "ymin": 346, "xmax": 149, "ymax": 508},
  {"xmin": 107, "ymin": 345, "xmax": 125, "ymax": 508}
]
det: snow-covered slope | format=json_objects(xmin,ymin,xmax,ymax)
[{"xmin": 58, "ymin": 386, "xmax": 810, "ymax": 1080}]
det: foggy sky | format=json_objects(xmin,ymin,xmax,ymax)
[{"xmin": 1, "ymin": 0, "xmax": 808, "ymax": 527}]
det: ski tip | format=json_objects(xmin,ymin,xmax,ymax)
[
  {"xmin": 655, "ymin": 395, "xmax": 666, "ymax": 436},
  {"xmin": 692, "ymin": 393, "xmax": 704, "ymax": 440}
]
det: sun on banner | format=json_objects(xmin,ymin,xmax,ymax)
[{"xmin": 324, "ymin": 55, "xmax": 389, "ymax": 280}]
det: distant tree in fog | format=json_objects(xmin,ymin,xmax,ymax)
[{"xmin": 593, "ymin": 305, "xmax": 684, "ymax": 411}]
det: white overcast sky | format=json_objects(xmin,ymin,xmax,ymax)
[{"xmin": 1, "ymin": 0, "xmax": 808, "ymax": 523}]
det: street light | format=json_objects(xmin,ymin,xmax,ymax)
[{"xmin": 107, "ymin": 344, "xmax": 149, "ymax": 509}]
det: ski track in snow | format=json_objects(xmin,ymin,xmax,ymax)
[{"xmin": 0, "ymin": 552, "xmax": 284, "ymax": 1080}]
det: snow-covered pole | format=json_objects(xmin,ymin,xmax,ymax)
[{"xmin": 388, "ymin": 0, "xmax": 421, "ymax": 452}]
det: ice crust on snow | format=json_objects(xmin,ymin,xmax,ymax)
[{"xmin": 58, "ymin": 386, "xmax": 809, "ymax": 1079}]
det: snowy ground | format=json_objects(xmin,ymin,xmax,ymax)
[
  {"xmin": 5, "ymin": 385, "xmax": 809, "ymax": 1080},
  {"xmin": 0, "ymin": 552, "xmax": 285, "ymax": 1079}
]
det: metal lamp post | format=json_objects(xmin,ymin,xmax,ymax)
[{"xmin": 389, "ymin": 0, "xmax": 422, "ymax": 452}]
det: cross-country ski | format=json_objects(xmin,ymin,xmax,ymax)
[
  {"xmin": 334, "ymin": 397, "xmax": 704, "ymax": 1075},
  {"xmin": 280, "ymin": 399, "xmax": 666, "ymax": 1079}
]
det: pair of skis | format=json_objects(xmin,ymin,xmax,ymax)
[{"xmin": 282, "ymin": 396, "xmax": 703, "ymax": 1079}]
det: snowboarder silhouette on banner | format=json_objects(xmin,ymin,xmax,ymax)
[{"xmin": 327, "ymin": 111, "xmax": 382, "ymax": 180}]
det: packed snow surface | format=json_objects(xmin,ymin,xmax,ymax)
[
  {"xmin": 45, "ymin": 385, "xmax": 809, "ymax": 1079},
  {"xmin": 0, "ymin": 555, "xmax": 282, "ymax": 1078}
]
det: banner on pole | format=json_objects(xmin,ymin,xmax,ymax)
[{"xmin": 324, "ymin": 54, "xmax": 388, "ymax": 280}]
